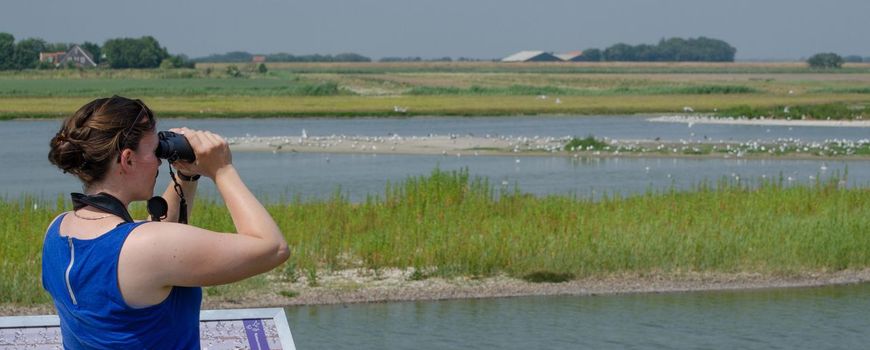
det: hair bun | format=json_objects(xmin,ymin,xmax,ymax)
[{"xmin": 49, "ymin": 131, "xmax": 87, "ymax": 174}]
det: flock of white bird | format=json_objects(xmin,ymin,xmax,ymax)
[{"xmin": 226, "ymin": 130, "xmax": 869, "ymax": 159}]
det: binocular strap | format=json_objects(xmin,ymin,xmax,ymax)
[{"xmin": 71, "ymin": 192, "xmax": 169, "ymax": 224}]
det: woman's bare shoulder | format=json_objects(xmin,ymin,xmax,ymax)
[{"xmin": 128, "ymin": 221, "xmax": 215, "ymax": 241}]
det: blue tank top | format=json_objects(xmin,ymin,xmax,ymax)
[{"xmin": 42, "ymin": 213, "xmax": 202, "ymax": 349}]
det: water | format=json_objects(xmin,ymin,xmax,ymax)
[
  {"xmin": 8, "ymin": 116, "xmax": 868, "ymax": 348},
  {"xmin": 2, "ymin": 117, "xmax": 868, "ymax": 201},
  {"xmin": 285, "ymin": 283, "xmax": 870, "ymax": 349},
  {"xmin": 152, "ymin": 116, "xmax": 868, "ymax": 143}
]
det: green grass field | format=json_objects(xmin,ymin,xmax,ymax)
[
  {"xmin": 0, "ymin": 62, "xmax": 868, "ymax": 119},
  {"xmin": 3, "ymin": 170, "xmax": 868, "ymax": 305}
]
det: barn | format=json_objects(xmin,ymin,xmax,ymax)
[
  {"xmin": 556, "ymin": 50, "xmax": 585, "ymax": 61},
  {"xmin": 501, "ymin": 51, "xmax": 561, "ymax": 62}
]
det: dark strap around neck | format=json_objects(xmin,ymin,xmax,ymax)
[{"xmin": 70, "ymin": 192, "xmax": 135, "ymax": 223}]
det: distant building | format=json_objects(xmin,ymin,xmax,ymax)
[
  {"xmin": 252, "ymin": 55, "xmax": 266, "ymax": 63},
  {"xmin": 555, "ymin": 50, "xmax": 584, "ymax": 61},
  {"xmin": 501, "ymin": 51, "xmax": 561, "ymax": 62},
  {"xmin": 39, "ymin": 51, "xmax": 66, "ymax": 64},
  {"xmin": 39, "ymin": 45, "xmax": 97, "ymax": 68}
]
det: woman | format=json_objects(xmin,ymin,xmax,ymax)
[{"xmin": 44, "ymin": 96, "xmax": 289, "ymax": 349}]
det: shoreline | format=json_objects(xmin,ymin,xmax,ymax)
[
  {"xmin": 4, "ymin": 269, "xmax": 869, "ymax": 316},
  {"xmin": 206, "ymin": 268, "xmax": 870, "ymax": 309}
]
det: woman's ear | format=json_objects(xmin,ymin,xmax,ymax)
[{"xmin": 119, "ymin": 149, "xmax": 135, "ymax": 172}]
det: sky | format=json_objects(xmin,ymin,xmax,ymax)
[{"xmin": 1, "ymin": 0, "xmax": 868, "ymax": 60}]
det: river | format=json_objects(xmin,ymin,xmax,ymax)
[
  {"xmin": 285, "ymin": 283, "xmax": 870, "ymax": 349},
  {"xmin": 2, "ymin": 116, "xmax": 868, "ymax": 201}
]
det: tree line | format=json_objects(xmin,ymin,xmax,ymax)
[
  {"xmin": 574, "ymin": 37, "xmax": 737, "ymax": 62},
  {"xmin": 0, "ymin": 32, "xmax": 192, "ymax": 70},
  {"xmin": 193, "ymin": 51, "xmax": 372, "ymax": 63}
]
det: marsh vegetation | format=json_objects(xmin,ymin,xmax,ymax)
[{"xmin": 3, "ymin": 170, "xmax": 868, "ymax": 305}]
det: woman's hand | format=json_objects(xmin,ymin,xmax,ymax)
[{"xmin": 168, "ymin": 127, "xmax": 232, "ymax": 179}]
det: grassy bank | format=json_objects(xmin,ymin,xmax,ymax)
[
  {"xmin": 3, "ymin": 170, "xmax": 868, "ymax": 305},
  {"xmin": 3, "ymin": 94, "xmax": 870, "ymax": 120}
]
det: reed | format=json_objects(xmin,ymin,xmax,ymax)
[
  {"xmin": 2, "ymin": 170, "xmax": 868, "ymax": 305},
  {"xmin": 715, "ymin": 103, "xmax": 867, "ymax": 120}
]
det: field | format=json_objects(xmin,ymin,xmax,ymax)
[
  {"xmin": 3, "ymin": 170, "xmax": 869, "ymax": 305},
  {"xmin": 0, "ymin": 62, "xmax": 869, "ymax": 119}
]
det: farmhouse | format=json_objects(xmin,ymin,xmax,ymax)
[
  {"xmin": 501, "ymin": 51, "xmax": 561, "ymax": 62},
  {"xmin": 38, "ymin": 45, "xmax": 97, "ymax": 68},
  {"xmin": 38, "ymin": 51, "xmax": 66, "ymax": 64}
]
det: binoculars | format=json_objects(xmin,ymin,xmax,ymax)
[{"xmin": 155, "ymin": 131, "xmax": 196, "ymax": 162}]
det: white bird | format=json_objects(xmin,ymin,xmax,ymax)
[
  {"xmin": 683, "ymin": 106, "xmax": 694, "ymax": 113},
  {"xmin": 555, "ymin": 98, "xmax": 562, "ymax": 104},
  {"xmin": 301, "ymin": 129, "xmax": 308, "ymax": 139}
]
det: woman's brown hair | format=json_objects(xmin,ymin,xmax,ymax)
[{"xmin": 48, "ymin": 96, "xmax": 156, "ymax": 187}]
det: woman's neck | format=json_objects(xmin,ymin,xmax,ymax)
[{"xmin": 84, "ymin": 183, "xmax": 133, "ymax": 207}]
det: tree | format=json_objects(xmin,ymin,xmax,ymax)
[
  {"xmin": 257, "ymin": 63, "xmax": 267, "ymax": 74},
  {"xmin": 656, "ymin": 37, "xmax": 687, "ymax": 61},
  {"xmin": 332, "ymin": 53, "xmax": 371, "ymax": 62},
  {"xmin": 0, "ymin": 33, "xmax": 14, "ymax": 70},
  {"xmin": 807, "ymin": 53, "xmax": 844, "ymax": 69},
  {"xmin": 600, "ymin": 37, "xmax": 736, "ymax": 62},
  {"xmin": 225, "ymin": 64, "xmax": 242, "ymax": 77},
  {"xmin": 195, "ymin": 51, "xmax": 253, "ymax": 63},
  {"xmin": 166, "ymin": 54, "xmax": 194, "ymax": 68},
  {"xmin": 633, "ymin": 44, "xmax": 658, "ymax": 61},
  {"xmin": 576, "ymin": 48, "xmax": 601, "ymax": 61},
  {"xmin": 44, "ymin": 43, "xmax": 69, "ymax": 52},
  {"xmin": 136, "ymin": 36, "xmax": 169, "ymax": 68},
  {"xmin": 159, "ymin": 58, "xmax": 175, "ymax": 70},
  {"xmin": 688, "ymin": 37, "xmax": 736, "ymax": 62},
  {"xmin": 12, "ymin": 38, "xmax": 47, "ymax": 69},
  {"xmin": 843, "ymin": 55, "xmax": 863, "ymax": 63},
  {"xmin": 103, "ymin": 36, "xmax": 169, "ymax": 68},
  {"xmin": 603, "ymin": 43, "xmax": 636, "ymax": 61}
]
